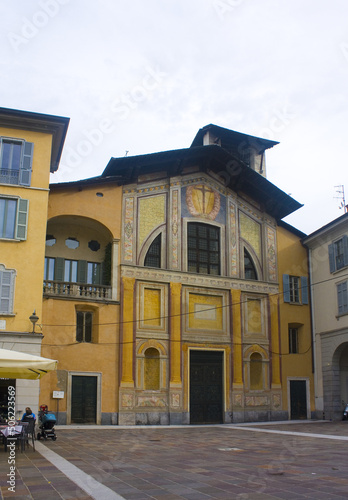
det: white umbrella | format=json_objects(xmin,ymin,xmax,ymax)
[{"xmin": 0, "ymin": 348, "xmax": 57, "ymax": 380}]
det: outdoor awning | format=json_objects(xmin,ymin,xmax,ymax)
[{"xmin": 0, "ymin": 348, "xmax": 57, "ymax": 380}]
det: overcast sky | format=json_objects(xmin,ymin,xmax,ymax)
[{"xmin": 1, "ymin": 0, "xmax": 347, "ymax": 234}]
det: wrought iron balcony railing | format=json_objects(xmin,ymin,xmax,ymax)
[{"xmin": 43, "ymin": 280, "xmax": 112, "ymax": 300}]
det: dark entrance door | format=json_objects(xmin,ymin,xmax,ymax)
[
  {"xmin": 71, "ymin": 376, "xmax": 97, "ymax": 424},
  {"xmin": 290, "ymin": 380, "xmax": 307, "ymax": 419},
  {"xmin": 190, "ymin": 350, "xmax": 223, "ymax": 424}
]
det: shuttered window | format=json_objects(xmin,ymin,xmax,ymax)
[
  {"xmin": 0, "ymin": 267, "xmax": 15, "ymax": 314},
  {"xmin": 76, "ymin": 311, "xmax": 93, "ymax": 342},
  {"xmin": 0, "ymin": 198, "xmax": 28, "ymax": 240},
  {"xmin": 337, "ymin": 281, "xmax": 348, "ymax": 315},
  {"xmin": 0, "ymin": 139, "xmax": 33, "ymax": 186},
  {"xmin": 329, "ymin": 236, "xmax": 348, "ymax": 273},
  {"xmin": 283, "ymin": 275, "xmax": 308, "ymax": 305}
]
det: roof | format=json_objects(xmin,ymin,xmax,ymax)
[
  {"xmin": 0, "ymin": 107, "xmax": 70, "ymax": 173},
  {"xmin": 190, "ymin": 124, "xmax": 279, "ymax": 153},
  {"xmin": 303, "ymin": 211, "xmax": 348, "ymax": 244},
  {"xmin": 102, "ymin": 144, "xmax": 302, "ymax": 220}
]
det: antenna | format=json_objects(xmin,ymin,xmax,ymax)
[{"xmin": 334, "ymin": 185, "xmax": 347, "ymax": 213}]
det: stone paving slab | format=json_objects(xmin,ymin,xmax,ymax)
[{"xmin": 1, "ymin": 422, "xmax": 348, "ymax": 499}]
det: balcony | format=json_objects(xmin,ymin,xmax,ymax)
[
  {"xmin": 0, "ymin": 168, "xmax": 20, "ymax": 185},
  {"xmin": 43, "ymin": 280, "xmax": 112, "ymax": 301}
]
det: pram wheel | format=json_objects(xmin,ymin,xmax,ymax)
[
  {"xmin": 37, "ymin": 432, "xmax": 41, "ymax": 440},
  {"xmin": 52, "ymin": 435, "xmax": 57, "ymax": 441}
]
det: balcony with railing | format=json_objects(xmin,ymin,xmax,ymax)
[
  {"xmin": 0, "ymin": 168, "xmax": 20, "ymax": 185},
  {"xmin": 43, "ymin": 280, "xmax": 112, "ymax": 301}
]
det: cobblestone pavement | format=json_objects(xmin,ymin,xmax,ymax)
[{"xmin": 1, "ymin": 421, "xmax": 348, "ymax": 500}]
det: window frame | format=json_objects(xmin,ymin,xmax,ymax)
[
  {"xmin": 0, "ymin": 265, "xmax": 16, "ymax": 315},
  {"xmin": 0, "ymin": 138, "xmax": 33, "ymax": 186},
  {"xmin": 329, "ymin": 236, "xmax": 348, "ymax": 273},
  {"xmin": 283, "ymin": 274, "xmax": 308, "ymax": 305},
  {"xmin": 289, "ymin": 327, "xmax": 299, "ymax": 354},
  {"xmin": 76, "ymin": 310, "xmax": 93, "ymax": 343},
  {"xmin": 0, "ymin": 197, "xmax": 29, "ymax": 241},
  {"xmin": 337, "ymin": 280, "xmax": 348, "ymax": 316},
  {"xmin": 187, "ymin": 221, "xmax": 221, "ymax": 276}
]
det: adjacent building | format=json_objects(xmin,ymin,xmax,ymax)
[
  {"xmin": 0, "ymin": 107, "xmax": 69, "ymax": 420},
  {"xmin": 303, "ymin": 212, "xmax": 348, "ymax": 420}
]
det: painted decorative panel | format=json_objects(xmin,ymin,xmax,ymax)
[
  {"xmin": 171, "ymin": 189, "xmax": 179, "ymax": 269},
  {"xmin": 139, "ymin": 195, "xmax": 166, "ymax": 248},
  {"xmin": 124, "ymin": 197, "xmax": 135, "ymax": 262},
  {"xmin": 240, "ymin": 211, "xmax": 261, "ymax": 259},
  {"xmin": 246, "ymin": 298, "xmax": 262, "ymax": 333},
  {"xmin": 143, "ymin": 288, "xmax": 161, "ymax": 327},
  {"xmin": 266, "ymin": 226, "xmax": 277, "ymax": 281},
  {"xmin": 188, "ymin": 293, "xmax": 223, "ymax": 331},
  {"xmin": 229, "ymin": 200, "xmax": 238, "ymax": 276}
]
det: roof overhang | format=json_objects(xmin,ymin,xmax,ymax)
[{"xmin": 0, "ymin": 107, "xmax": 70, "ymax": 173}]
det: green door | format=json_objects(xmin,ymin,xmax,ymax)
[{"xmin": 71, "ymin": 376, "xmax": 97, "ymax": 424}]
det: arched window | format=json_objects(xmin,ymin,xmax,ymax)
[
  {"xmin": 144, "ymin": 234, "xmax": 161, "ymax": 268},
  {"xmin": 244, "ymin": 248, "xmax": 257, "ymax": 280},
  {"xmin": 250, "ymin": 352, "xmax": 262, "ymax": 390},
  {"xmin": 187, "ymin": 222, "xmax": 220, "ymax": 275},
  {"xmin": 144, "ymin": 348, "xmax": 160, "ymax": 390}
]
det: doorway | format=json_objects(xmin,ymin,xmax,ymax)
[
  {"xmin": 289, "ymin": 379, "xmax": 308, "ymax": 419},
  {"xmin": 189, "ymin": 350, "xmax": 223, "ymax": 424},
  {"xmin": 71, "ymin": 375, "xmax": 97, "ymax": 424}
]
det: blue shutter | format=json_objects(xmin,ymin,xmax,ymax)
[
  {"xmin": 283, "ymin": 274, "xmax": 290, "ymax": 303},
  {"xmin": 337, "ymin": 281, "xmax": 348, "ymax": 315},
  {"xmin": 19, "ymin": 141, "xmax": 33, "ymax": 186},
  {"xmin": 301, "ymin": 276, "xmax": 309, "ymax": 304},
  {"xmin": 328, "ymin": 243, "xmax": 335, "ymax": 273},
  {"xmin": 15, "ymin": 199, "xmax": 29, "ymax": 240},
  {"xmin": 343, "ymin": 235, "xmax": 348, "ymax": 268}
]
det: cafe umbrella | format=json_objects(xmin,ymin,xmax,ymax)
[{"xmin": 0, "ymin": 348, "xmax": 57, "ymax": 380}]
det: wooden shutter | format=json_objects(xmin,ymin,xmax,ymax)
[
  {"xmin": 343, "ymin": 235, "xmax": 348, "ymax": 268},
  {"xmin": 19, "ymin": 141, "xmax": 33, "ymax": 186},
  {"xmin": 283, "ymin": 274, "xmax": 290, "ymax": 303},
  {"xmin": 328, "ymin": 243, "xmax": 335, "ymax": 273},
  {"xmin": 337, "ymin": 281, "xmax": 348, "ymax": 315},
  {"xmin": 0, "ymin": 270, "xmax": 13, "ymax": 313},
  {"xmin": 301, "ymin": 276, "xmax": 309, "ymax": 305},
  {"xmin": 77, "ymin": 260, "xmax": 87, "ymax": 283},
  {"xmin": 15, "ymin": 199, "xmax": 29, "ymax": 240},
  {"xmin": 55, "ymin": 257, "xmax": 64, "ymax": 281}
]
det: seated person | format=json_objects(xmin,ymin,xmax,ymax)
[{"xmin": 21, "ymin": 407, "xmax": 36, "ymax": 422}]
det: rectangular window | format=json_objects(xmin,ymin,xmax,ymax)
[
  {"xmin": 64, "ymin": 260, "xmax": 78, "ymax": 282},
  {"xmin": 0, "ymin": 197, "xmax": 28, "ymax": 240},
  {"xmin": 283, "ymin": 275, "xmax": 308, "ymax": 305},
  {"xmin": 44, "ymin": 257, "xmax": 55, "ymax": 281},
  {"xmin": 76, "ymin": 311, "xmax": 93, "ymax": 342},
  {"xmin": 337, "ymin": 281, "xmax": 348, "ymax": 315},
  {"xmin": 187, "ymin": 222, "xmax": 220, "ymax": 275},
  {"xmin": 0, "ymin": 267, "xmax": 15, "ymax": 314},
  {"xmin": 0, "ymin": 139, "xmax": 33, "ymax": 186},
  {"xmin": 289, "ymin": 327, "xmax": 299, "ymax": 353},
  {"xmin": 87, "ymin": 262, "xmax": 101, "ymax": 284},
  {"xmin": 329, "ymin": 236, "xmax": 348, "ymax": 273}
]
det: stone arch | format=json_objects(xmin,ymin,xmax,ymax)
[{"xmin": 324, "ymin": 341, "xmax": 348, "ymax": 420}]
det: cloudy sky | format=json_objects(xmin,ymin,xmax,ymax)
[{"xmin": 1, "ymin": 0, "xmax": 347, "ymax": 234}]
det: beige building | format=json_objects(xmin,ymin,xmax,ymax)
[{"xmin": 303, "ymin": 212, "xmax": 348, "ymax": 420}]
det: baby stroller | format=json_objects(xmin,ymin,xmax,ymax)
[{"xmin": 37, "ymin": 404, "xmax": 57, "ymax": 441}]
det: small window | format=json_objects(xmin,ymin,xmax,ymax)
[
  {"xmin": 44, "ymin": 257, "xmax": 55, "ymax": 281},
  {"xmin": 88, "ymin": 240, "xmax": 100, "ymax": 252},
  {"xmin": 187, "ymin": 222, "xmax": 220, "ymax": 275},
  {"xmin": 337, "ymin": 281, "xmax": 348, "ymax": 316},
  {"xmin": 46, "ymin": 235, "xmax": 56, "ymax": 246},
  {"xmin": 0, "ymin": 265, "xmax": 16, "ymax": 314},
  {"xmin": 0, "ymin": 197, "xmax": 28, "ymax": 240},
  {"xmin": 144, "ymin": 234, "xmax": 161, "ymax": 268},
  {"xmin": 283, "ymin": 275, "xmax": 308, "ymax": 305},
  {"xmin": 76, "ymin": 311, "xmax": 93, "ymax": 342},
  {"xmin": 289, "ymin": 327, "xmax": 299, "ymax": 353},
  {"xmin": 329, "ymin": 236, "xmax": 348, "ymax": 273},
  {"xmin": 65, "ymin": 237, "xmax": 79, "ymax": 249},
  {"xmin": 244, "ymin": 249, "xmax": 257, "ymax": 280},
  {"xmin": 0, "ymin": 139, "xmax": 33, "ymax": 186}
]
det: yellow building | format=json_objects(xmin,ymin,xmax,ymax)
[
  {"xmin": 0, "ymin": 107, "xmax": 69, "ymax": 420},
  {"xmin": 277, "ymin": 221, "xmax": 314, "ymax": 419},
  {"xmin": 40, "ymin": 123, "xmax": 314, "ymax": 425},
  {"xmin": 40, "ymin": 179, "xmax": 122, "ymax": 424}
]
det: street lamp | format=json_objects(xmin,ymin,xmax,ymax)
[{"xmin": 29, "ymin": 310, "xmax": 39, "ymax": 333}]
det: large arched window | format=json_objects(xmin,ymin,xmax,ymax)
[
  {"xmin": 144, "ymin": 234, "xmax": 161, "ymax": 268},
  {"xmin": 144, "ymin": 348, "xmax": 160, "ymax": 390},
  {"xmin": 187, "ymin": 222, "xmax": 220, "ymax": 275},
  {"xmin": 244, "ymin": 248, "xmax": 257, "ymax": 280}
]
